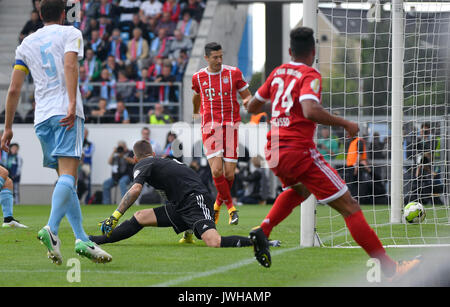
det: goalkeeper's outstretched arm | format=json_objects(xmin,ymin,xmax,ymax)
[
  {"xmin": 99, "ymin": 183, "xmax": 143, "ymax": 236},
  {"xmin": 116, "ymin": 183, "xmax": 143, "ymax": 215}
]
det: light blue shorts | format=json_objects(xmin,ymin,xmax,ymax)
[{"xmin": 35, "ymin": 115, "xmax": 84, "ymax": 169}]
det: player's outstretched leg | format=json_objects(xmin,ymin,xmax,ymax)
[
  {"xmin": 249, "ymin": 226, "xmax": 271, "ymax": 268},
  {"xmin": 260, "ymin": 188, "xmax": 305, "ymax": 238},
  {"xmin": 74, "ymin": 239, "xmax": 112, "ymax": 263},
  {"xmin": 330, "ymin": 191, "xmax": 421, "ymax": 280}
]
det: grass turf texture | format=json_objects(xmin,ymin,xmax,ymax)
[{"xmin": 1, "ymin": 204, "xmax": 449, "ymax": 287}]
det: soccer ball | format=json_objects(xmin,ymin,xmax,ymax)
[{"xmin": 403, "ymin": 202, "xmax": 426, "ymax": 224}]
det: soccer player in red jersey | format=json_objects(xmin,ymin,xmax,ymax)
[
  {"xmin": 244, "ymin": 27, "xmax": 420, "ymax": 281},
  {"xmin": 191, "ymin": 42, "xmax": 251, "ymax": 226}
]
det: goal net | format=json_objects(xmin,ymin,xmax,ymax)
[{"xmin": 303, "ymin": 0, "xmax": 450, "ymax": 247}]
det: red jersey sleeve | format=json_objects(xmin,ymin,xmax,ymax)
[
  {"xmin": 299, "ymin": 70, "xmax": 322, "ymax": 104},
  {"xmin": 192, "ymin": 73, "xmax": 200, "ymax": 94},
  {"xmin": 234, "ymin": 68, "xmax": 249, "ymax": 92}
]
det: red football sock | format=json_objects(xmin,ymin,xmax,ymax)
[
  {"xmin": 344, "ymin": 210, "xmax": 397, "ymax": 276},
  {"xmin": 213, "ymin": 175, "xmax": 234, "ymax": 210},
  {"xmin": 226, "ymin": 177, "xmax": 234, "ymax": 190},
  {"xmin": 260, "ymin": 189, "xmax": 304, "ymax": 238}
]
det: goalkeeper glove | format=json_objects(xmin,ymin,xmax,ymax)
[{"xmin": 99, "ymin": 210, "xmax": 122, "ymax": 237}]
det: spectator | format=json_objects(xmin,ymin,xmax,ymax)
[
  {"xmin": 176, "ymin": 9, "xmax": 199, "ymax": 40},
  {"xmin": 146, "ymin": 15, "xmax": 159, "ymax": 36},
  {"xmin": 97, "ymin": 0, "xmax": 114, "ymax": 17},
  {"xmin": 173, "ymin": 49, "xmax": 188, "ymax": 81},
  {"xmin": 155, "ymin": 11, "xmax": 177, "ymax": 36},
  {"xmin": 147, "ymin": 55, "xmax": 163, "ymax": 79},
  {"xmin": 316, "ymin": 126, "xmax": 339, "ymax": 162},
  {"xmin": 129, "ymin": 14, "xmax": 151, "ymax": 43},
  {"xmin": 126, "ymin": 27, "xmax": 149, "ymax": 70},
  {"xmin": 87, "ymin": 29, "xmax": 108, "ymax": 62},
  {"xmin": 19, "ymin": 10, "xmax": 43, "ymax": 43},
  {"xmin": 81, "ymin": 48, "xmax": 103, "ymax": 81},
  {"xmin": 148, "ymin": 103, "xmax": 172, "ymax": 124},
  {"xmin": 97, "ymin": 14, "xmax": 114, "ymax": 40},
  {"xmin": 346, "ymin": 135, "xmax": 371, "ymax": 202},
  {"xmin": 141, "ymin": 126, "xmax": 162, "ymax": 157},
  {"xmin": 113, "ymin": 100, "xmax": 131, "ymax": 124},
  {"xmin": 369, "ymin": 132, "xmax": 386, "ymax": 161},
  {"xmin": 118, "ymin": 0, "xmax": 142, "ymax": 30},
  {"xmin": 102, "ymin": 141, "xmax": 135, "ymax": 204},
  {"xmin": 103, "ymin": 55, "xmax": 120, "ymax": 82},
  {"xmin": 115, "ymin": 69, "xmax": 136, "ymax": 102},
  {"xmin": 180, "ymin": 0, "xmax": 204, "ymax": 23},
  {"xmin": 107, "ymin": 28, "xmax": 128, "ymax": 66},
  {"xmin": 74, "ymin": 9, "xmax": 89, "ymax": 33},
  {"xmin": 162, "ymin": 131, "xmax": 183, "ymax": 162},
  {"xmin": 83, "ymin": 0, "xmax": 100, "ymax": 20},
  {"xmin": 90, "ymin": 98, "xmax": 112, "ymax": 123},
  {"xmin": 140, "ymin": 0, "xmax": 163, "ymax": 19},
  {"xmin": 78, "ymin": 128, "xmax": 95, "ymax": 204},
  {"xmin": 169, "ymin": 29, "xmax": 192, "ymax": 60},
  {"xmin": 150, "ymin": 28, "xmax": 171, "ymax": 59},
  {"xmin": 136, "ymin": 68, "xmax": 154, "ymax": 105},
  {"xmin": 162, "ymin": 0, "xmax": 181, "ymax": 22},
  {"xmin": 236, "ymin": 156, "xmax": 267, "ymax": 205},
  {"xmin": 79, "ymin": 65, "xmax": 94, "ymax": 103},
  {"xmin": 98, "ymin": 68, "xmax": 117, "ymax": 109},
  {"xmin": 84, "ymin": 17, "xmax": 99, "ymax": 41},
  {"xmin": 3, "ymin": 143, "xmax": 22, "ymax": 204},
  {"xmin": 413, "ymin": 122, "xmax": 441, "ymax": 205},
  {"xmin": 152, "ymin": 59, "xmax": 178, "ymax": 105}
]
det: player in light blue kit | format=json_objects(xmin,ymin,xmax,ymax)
[{"xmin": 1, "ymin": 0, "xmax": 112, "ymax": 264}]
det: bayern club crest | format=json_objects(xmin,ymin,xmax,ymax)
[{"xmin": 223, "ymin": 76, "xmax": 229, "ymax": 84}]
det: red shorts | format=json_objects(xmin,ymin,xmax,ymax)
[
  {"xmin": 266, "ymin": 147, "xmax": 348, "ymax": 203},
  {"xmin": 202, "ymin": 123, "xmax": 239, "ymax": 162}
]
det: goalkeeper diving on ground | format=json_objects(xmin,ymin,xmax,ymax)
[{"xmin": 91, "ymin": 139, "xmax": 280, "ymax": 249}]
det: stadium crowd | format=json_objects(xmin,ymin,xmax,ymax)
[{"xmin": 18, "ymin": 0, "xmax": 206, "ymax": 124}]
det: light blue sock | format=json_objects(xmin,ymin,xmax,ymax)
[
  {"xmin": 47, "ymin": 174, "xmax": 75, "ymax": 235},
  {"xmin": 0, "ymin": 189, "xmax": 13, "ymax": 219},
  {"xmin": 66, "ymin": 188, "xmax": 89, "ymax": 242}
]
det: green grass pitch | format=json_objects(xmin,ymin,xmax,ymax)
[{"xmin": 1, "ymin": 204, "xmax": 449, "ymax": 287}]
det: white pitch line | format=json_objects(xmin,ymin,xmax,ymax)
[
  {"xmin": 150, "ymin": 246, "xmax": 302, "ymax": 287},
  {"xmin": 0, "ymin": 269, "xmax": 196, "ymax": 275}
]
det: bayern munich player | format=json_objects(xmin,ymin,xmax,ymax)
[
  {"xmin": 191, "ymin": 42, "xmax": 252, "ymax": 227},
  {"xmin": 244, "ymin": 27, "xmax": 420, "ymax": 281}
]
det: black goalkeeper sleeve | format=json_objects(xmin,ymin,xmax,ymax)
[
  {"xmin": 89, "ymin": 216, "xmax": 144, "ymax": 245},
  {"xmin": 220, "ymin": 235, "xmax": 252, "ymax": 248}
]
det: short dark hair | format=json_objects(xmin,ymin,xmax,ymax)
[
  {"xmin": 290, "ymin": 27, "xmax": 315, "ymax": 58},
  {"xmin": 133, "ymin": 140, "xmax": 153, "ymax": 159},
  {"xmin": 40, "ymin": 0, "xmax": 65, "ymax": 23},
  {"xmin": 204, "ymin": 42, "xmax": 222, "ymax": 57}
]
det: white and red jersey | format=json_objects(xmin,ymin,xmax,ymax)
[
  {"xmin": 256, "ymin": 61, "xmax": 322, "ymax": 150},
  {"xmin": 192, "ymin": 64, "xmax": 249, "ymax": 130}
]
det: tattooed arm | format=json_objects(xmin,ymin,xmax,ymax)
[
  {"xmin": 116, "ymin": 183, "xmax": 143, "ymax": 214},
  {"xmin": 99, "ymin": 183, "xmax": 144, "ymax": 236}
]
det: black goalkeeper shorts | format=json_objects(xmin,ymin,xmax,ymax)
[{"xmin": 153, "ymin": 192, "xmax": 216, "ymax": 239}]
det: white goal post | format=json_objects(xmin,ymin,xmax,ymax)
[{"xmin": 299, "ymin": 0, "xmax": 450, "ymax": 248}]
